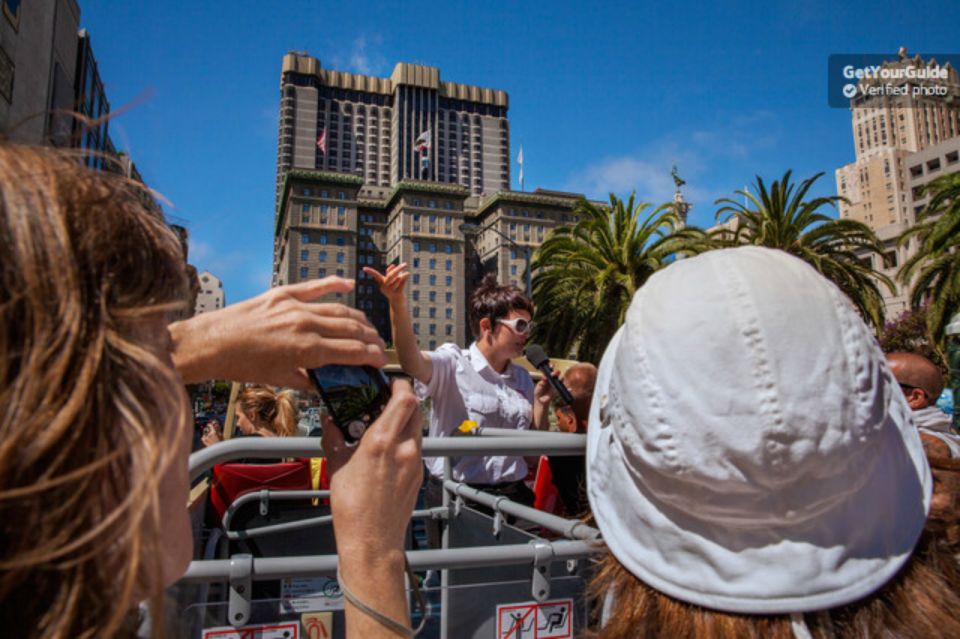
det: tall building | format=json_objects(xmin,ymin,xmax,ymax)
[
  {"xmin": 0, "ymin": 0, "xmax": 81, "ymax": 146},
  {"xmin": 195, "ymin": 271, "xmax": 226, "ymax": 314},
  {"xmin": 273, "ymin": 171, "xmax": 587, "ymax": 347},
  {"xmin": 273, "ymin": 53, "xmax": 598, "ymax": 347},
  {"xmin": 835, "ymin": 50, "xmax": 960, "ymax": 317},
  {"xmin": 276, "ymin": 52, "xmax": 510, "ymax": 203},
  {"xmin": 73, "ymin": 29, "xmax": 110, "ymax": 169}
]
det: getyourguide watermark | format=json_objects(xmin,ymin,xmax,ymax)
[{"xmin": 827, "ymin": 53, "xmax": 959, "ymax": 108}]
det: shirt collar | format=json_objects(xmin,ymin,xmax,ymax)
[
  {"xmin": 468, "ymin": 342, "xmax": 491, "ymax": 373},
  {"xmin": 468, "ymin": 342, "xmax": 515, "ymax": 379}
]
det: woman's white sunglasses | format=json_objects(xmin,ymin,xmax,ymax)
[{"xmin": 497, "ymin": 317, "xmax": 534, "ymax": 335}]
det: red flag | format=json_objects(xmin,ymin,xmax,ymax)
[{"xmin": 316, "ymin": 128, "xmax": 327, "ymax": 154}]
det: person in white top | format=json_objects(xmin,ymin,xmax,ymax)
[
  {"xmin": 886, "ymin": 351, "xmax": 960, "ymax": 456},
  {"xmin": 365, "ymin": 266, "xmax": 553, "ymax": 543}
]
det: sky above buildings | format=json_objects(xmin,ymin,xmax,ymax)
[{"xmin": 80, "ymin": 0, "xmax": 959, "ymax": 304}]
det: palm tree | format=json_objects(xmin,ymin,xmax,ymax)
[
  {"xmin": 713, "ymin": 171, "xmax": 893, "ymax": 331},
  {"xmin": 531, "ymin": 194, "xmax": 709, "ymax": 363},
  {"xmin": 898, "ymin": 171, "xmax": 960, "ymax": 343}
]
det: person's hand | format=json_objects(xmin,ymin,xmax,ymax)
[
  {"xmin": 170, "ymin": 277, "xmax": 386, "ymax": 390},
  {"xmin": 363, "ymin": 264, "xmax": 410, "ymax": 308},
  {"xmin": 201, "ymin": 421, "xmax": 222, "ymax": 447},
  {"xmin": 322, "ymin": 379, "xmax": 422, "ymax": 636},
  {"xmin": 534, "ymin": 367, "xmax": 561, "ymax": 407}
]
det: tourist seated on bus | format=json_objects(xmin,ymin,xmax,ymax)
[
  {"xmin": 0, "ymin": 143, "xmax": 421, "ymax": 638},
  {"xmin": 586, "ymin": 246, "xmax": 960, "ymax": 638},
  {"xmin": 202, "ymin": 385, "xmax": 298, "ymax": 446},
  {"xmin": 546, "ymin": 362, "xmax": 596, "ymax": 517}
]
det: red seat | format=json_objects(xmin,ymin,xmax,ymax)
[
  {"xmin": 532, "ymin": 455, "xmax": 561, "ymax": 515},
  {"xmin": 209, "ymin": 459, "xmax": 313, "ymax": 522}
]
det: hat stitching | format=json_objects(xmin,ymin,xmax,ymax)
[
  {"xmin": 825, "ymin": 283, "xmax": 879, "ymax": 443},
  {"xmin": 616, "ymin": 290, "xmax": 681, "ymax": 470},
  {"xmin": 718, "ymin": 256, "xmax": 790, "ymax": 470}
]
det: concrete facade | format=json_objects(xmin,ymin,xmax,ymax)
[
  {"xmin": 275, "ymin": 53, "xmax": 510, "ymax": 205},
  {"xmin": 195, "ymin": 271, "xmax": 226, "ymax": 314},
  {"xmin": 274, "ymin": 170, "xmax": 585, "ymax": 348},
  {"xmin": 0, "ymin": 0, "xmax": 80, "ymax": 145},
  {"xmin": 834, "ymin": 51, "xmax": 960, "ymax": 319}
]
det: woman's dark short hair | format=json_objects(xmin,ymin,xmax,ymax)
[{"xmin": 468, "ymin": 273, "xmax": 534, "ymax": 335}]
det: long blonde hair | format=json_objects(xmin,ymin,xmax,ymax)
[
  {"xmin": 238, "ymin": 385, "xmax": 298, "ymax": 437},
  {"xmin": 0, "ymin": 144, "xmax": 189, "ymax": 637}
]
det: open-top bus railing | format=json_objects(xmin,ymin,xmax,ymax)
[{"xmin": 181, "ymin": 432, "xmax": 600, "ymax": 638}]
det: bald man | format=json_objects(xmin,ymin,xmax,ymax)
[
  {"xmin": 887, "ymin": 352, "xmax": 959, "ymax": 456},
  {"xmin": 548, "ymin": 362, "xmax": 598, "ymax": 516}
]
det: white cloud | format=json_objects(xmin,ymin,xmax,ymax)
[
  {"xmin": 563, "ymin": 110, "xmax": 781, "ymax": 222},
  {"xmin": 332, "ymin": 34, "xmax": 386, "ymax": 76}
]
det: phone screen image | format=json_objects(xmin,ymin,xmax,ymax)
[{"xmin": 308, "ymin": 365, "xmax": 390, "ymax": 444}]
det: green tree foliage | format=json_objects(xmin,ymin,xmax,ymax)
[
  {"xmin": 712, "ymin": 171, "xmax": 893, "ymax": 331},
  {"xmin": 530, "ymin": 194, "xmax": 709, "ymax": 363},
  {"xmin": 898, "ymin": 171, "xmax": 960, "ymax": 344}
]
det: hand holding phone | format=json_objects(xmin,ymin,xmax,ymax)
[{"xmin": 308, "ymin": 365, "xmax": 391, "ymax": 445}]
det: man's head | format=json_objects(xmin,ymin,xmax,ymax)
[
  {"xmin": 553, "ymin": 362, "xmax": 598, "ymax": 433},
  {"xmin": 886, "ymin": 352, "xmax": 944, "ymax": 410}
]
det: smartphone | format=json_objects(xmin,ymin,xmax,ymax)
[{"xmin": 307, "ymin": 365, "xmax": 391, "ymax": 445}]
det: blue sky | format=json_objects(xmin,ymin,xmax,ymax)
[{"xmin": 80, "ymin": 0, "xmax": 959, "ymax": 304}]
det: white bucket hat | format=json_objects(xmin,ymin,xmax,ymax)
[{"xmin": 587, "ymin": 246, "xmax": 931, "ymax": 614}]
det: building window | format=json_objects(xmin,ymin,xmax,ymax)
[
  {"xmin": 444, "ymin": 245, "xmax": 453, "ymax": 254},
  {"xmin": 413, "ymin": 198, "xmax": 421, "ymax": 206},
  {"xmin": 300, "ymin": 250, "xmax": 308, "ymax": 260},
  {"xmin": 413, "ymin": 307, "xmax": 420, "ymax": 318},
  {"xmin": 429, "ymin": 258, "xmax": 436, "ymax": 269},
  {"xmin": 445, "ymin": 308, "xmax": 452, "ymax": 319},
  {"xmin": 429, "ymin": 243, "xmax": 437, "ymax": 253},
  {"xmin": 320, "ymin": 204, "xmax": 329, "ymax": 213},
  {"xmin": 429, "ymin": 275, "xmax": 437, "ymax": 286},
  {"xmin": 511, "ymin": 265, "xmax": 517, "ymax": 275},
  {"xmin": 338, "ymin": 191, "xmax": 346, "ymax": 199},
  {"xmin": 445, "ymin": 292, "xmax": 452, "ymax": 303},
  {"xmin": 413, "ymin": 258, "xmax": 420, "ymax": 268},
  {"xmin": 413, "ymin": 241, "xmax": 421, "ymax": 251},
  {"xmin": 429, "ymin": 307, "xmax": 437, "ymax": 318},
  {"xmin": 429, "ymin": 200, "xmax": 437, "ymax": 208},
  {"xmin": 429, "ymin": 340, "xmax": 437, "ymax": 350},
  {"xmin": 445, "ymin": 324, "xmax": 453, "ymax": 336},
  {"xmin": 413, "ymin": 323, "xmax": 420, "ymax": 335},
  {"xmin": 301, "ymin": 232, "xmax": 310, "ymax": 243},
  {"xmin": 412, "ymin": 290, "xmax": 420, "ymax": 301},
  {"xmin": 321, "ymin": 190, "xmax": 329, "ymax": 198},
  {"xmin": 319, "ymin": 251, "xmax": 327, "ymax": 260},
  {"xmin": 445, "ymin": 276, "xmax": 452, "ymax": 286},
  {"xmin": 319, "ymin": 267, "xmax": 327, "ymax": 277},
  {"xmin": 300, "ymin": 267, "xmax": 308, "ymax": 279},
  {"xmin": 413, "ymin": 274, "xmax": 421, "ymax": 284},
  {"xmin": 429, "ymin": 324, "xmax": 436, "ymax": 336},
  {"xmin": 445, "ymin": 259, "xmax": 452, "ymax": 271},
  {"xmin": 444, "ymin": 201, "xmax": 453, "ymax": 210},
  {"xmin": 336, "ymin": 237, "xmax": 345, "ymax": 246},
  {"xmin": 319, "ymin": 234, "xmax": 328, "ymax": 245},
  {"xmin": 337, "ymin": 252, "xmax": 344, "ymax": 263}
]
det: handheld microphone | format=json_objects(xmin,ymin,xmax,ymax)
[{"xmin": 525, "ymin": 343, "xmax": 575, "ymax": 406}]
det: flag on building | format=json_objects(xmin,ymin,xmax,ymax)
[
  {"xmin": 415, "ymin": 129, "xmax": 431, "ymax": 152},
  {"xmin": 517, "ymin": 145, "xmax": 524, "ymax": 191},
  {"xmin": 316, "ymin": 128, "xmax": 327, "ymax": 154}
]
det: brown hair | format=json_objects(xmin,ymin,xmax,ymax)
[
  {"xmin": 468, "ymin": 273, "xmax": 534, "ymax": 336},
  {"xmin": 588, "ymin": 529, "xmax": 960, "ymax": 638},
  {"xmin": 238, "ymin": 385, "xmax": 298, "ymax": 437},
  {"xmin": 0, "ymin": 144, "xmax": 189, "ymax": 637}
]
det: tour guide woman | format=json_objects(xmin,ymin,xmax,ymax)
[{"xmin": 365, "ymin": 266, "xmax": 552, "ymax": 540}]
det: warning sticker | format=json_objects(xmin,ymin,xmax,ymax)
[
  {"xmin": 496, "ymin": 598, "xmax": 573, "ymax": 639},
  {"xmin": 280, "ymin": 576, "xmax": 344, "ymax": 613},
  {"xmin": 202, "ymin": 621, "xmax": 298, "ymax": 639}
]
